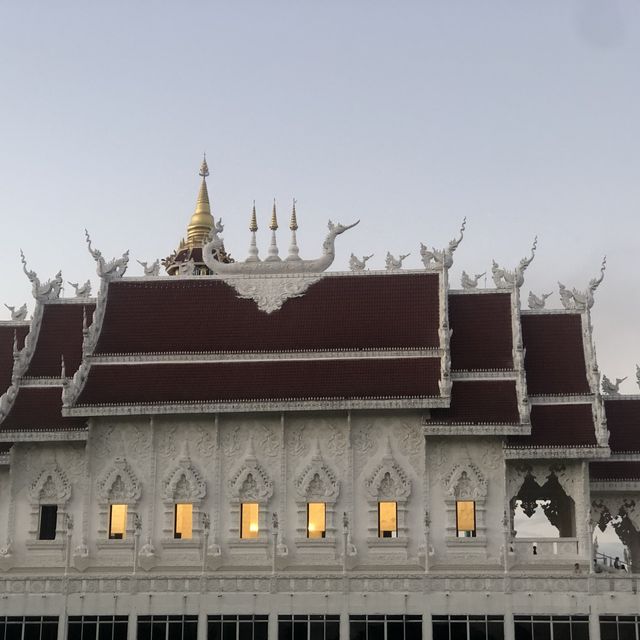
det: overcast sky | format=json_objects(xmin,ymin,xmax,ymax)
[{"xmin": 1, "ymin": 1, "xmax": 639, "ymax": 390}]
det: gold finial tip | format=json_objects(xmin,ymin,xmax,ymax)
[
  {"xmin": 289, "ymin": 198, "xmax": 298, "ymax": 231},
  {"xmin": 269, "ymin": 200, "xmax": 278, "ymax": 231},
  {"xmin": 199, "ymin": 154, "xmax": 209, "ymax": 178},
  {"xmin": 249, "ymin": 201, "xmax": 258, "ymax": 232}
]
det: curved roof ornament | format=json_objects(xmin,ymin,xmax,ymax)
[
  {"xmin": 636, "ymin": 365, "xmax": 640, "ymax": 391},
  {"xmin": 527, "ymin": 291, "xmax": 552, "ymax": 310},
  {"xmin": 420, "ymin": 217, "xmax": 466, "ymax": 269},
  {"xmin": 202, "ymin": 216, "xmax": 359, "ymax": 275},
  {"xmin": 602, "ymin": 374, "xmax": 627, "ymax": 396},
  {"xmin": 85, "ymin": 230, "xmax": 129, "ymax": 280},
  {"xmin": 4, "ymin": 304, "xmax": 28, "ymax": 321},
  {"xmin": 492, "ymin": 236, "xmax": 537, "ymax": 289},
  {"xmin": 558, "ymin": 256, "xmax": 607, "ymax": 311},
  {"xmin": 461, "ymin": 271, "xmax": 485, "ymax": 289},
  {"xmin": 19, "ymin": 250, "xmax": 63, "ymax": 301}
]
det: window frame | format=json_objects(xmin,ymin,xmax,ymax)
[
  {"xmin": 378, "ymin": 501, "xmax": 398, "ymax": 538},
  {"xmin": 108, "ymin": 504, "xmax": 128, "ymax": 540}
]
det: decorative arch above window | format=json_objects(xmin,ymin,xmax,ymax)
[
  {"xmin": 28, "ymin": 464, "xmax": 71, "ymax": 505},
  {"xmin": 228, "ymin": 438, "xmax": 273, "ymax": 503},
  {"xmin": 97, "ymin": 457, "xmax": 141, "ymax": 504},
  {"xmin": 294, "ymin": 440, "xmax": 339, "ymax": 502},
  {"xmin": 443, "ymin": 462, "xmax": 487, "ymax": 501},
  {"xmin": 162, "ymin": 444, "xmax": 206, "ymax": 502},
  {"xmin": 365, "ymin": 439, "xmax": 411, "ymax": 502}
]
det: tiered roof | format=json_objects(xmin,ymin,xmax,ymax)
[
  {"xmin": 67, "ymin": 272, "xmax": 446, "ymax": 413},
  {"xmin": 0, "ymin": 300, "xmax": 94, "ymax": 438},
  {"xmin": 0, "ymin": 165, "xmax": 633, "ymax": 478}
]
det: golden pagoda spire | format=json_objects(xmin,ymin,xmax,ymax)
[
  {"xmin": 289, "ymin": 198, "xmax": 298, "ymax": 231},
  {"xmin": 269, "ymin": 199, "xmax": 279, "ymax": 231},
  {"xmin": 186, "ymin": 154, "xmax": 215, "ymax": 248},
  {"xmin": 249, "ymin": 201, "xmax": 258, "ymax": 232}
]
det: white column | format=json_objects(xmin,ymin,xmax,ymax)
[
  {"xmin": 340, "ymin": 612, "xmax": 350, "ymax": 640},
  {"xmin": 198, "ymin": 610, "xmax": 208, "ymax": 640},
  {"xmin": 504, "ymin": 596, "xmax": 514, "ymax": 640},
  {"xmin": 422, "ymin": 612, "xmax": 433, "ymax": 640},
  {"xmin": 589, "ymin": 603, "xmax": 601, "ymax": 640},
  {"xmin": 127, "ymin": 611, "xmax": 137, "ymax": 640},
  {"xmin": 269, "ymin": 612, "xmax": 279, "ymax": 640}
]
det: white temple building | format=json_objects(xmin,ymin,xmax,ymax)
[{"xmin": 1, "ymin": 158, "xmax": 640, "ymax": 640}]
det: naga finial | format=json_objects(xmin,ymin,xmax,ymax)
[
  {"xmin": 85, "ymin": 230, "xmax": 129, "ymax": 280},
  {"xmin": 385, "ymin": 252, "xmax": 410, "ymax": 271},
  {"xmin": 602, "ymin": 374, "xmax": 627, "ymax": 396},
  {"xmin": 558, "ymin": 256, "xmax": 607, "ymax": 311},
  {"xmin": 19, "ymin": 250, "xmax": 63, "ymax": 301},
  {"xmin": 492, "ymin": 236, "xmax": 537, "ymax": 289},
  {"xmin": 4, "ymin": 303, "xmax": 27, "ymax": 322},
  {"xmin": 528, "ymin": 291, "xmax": 552, "ymax": 310},
  {"xmin": 349, "ymin": 253, "xmax": 374, "ymax": 272},
  {"xmin": 461, "ymin": 271, "xmax": 485, "ymax": 289}
]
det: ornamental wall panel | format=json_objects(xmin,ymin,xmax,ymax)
[{"xmin": 426, "ymin": 436, "xmax": 505, "ymax": 566}]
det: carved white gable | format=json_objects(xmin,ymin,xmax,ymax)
[
  {"xmin": 97, "ymin": 457, "xmax": 141, "ymax": 504},
  {"xmin": 443, "ymin": 462, "xmax": 487, "ymax": 500},
  {"xmin": 365, "ymin": 438, "xmax": 411, "ymax": 501},
  {"xmin": 162, "ymin": 443, "xmax": 206, "ymax": 502},
  {"xmin": 228, "ymin": 437, "xmax": 273, "ymax": 503},
  {"xmin": 294, "ymin": 440, "xmax": 339, "ymax": 502},
  {"xmin": 28, "ymin": 464, "xmax": 71, "ymax": 505}
]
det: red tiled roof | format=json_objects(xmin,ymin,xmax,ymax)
[
  {"xmin": 94, "ymin": 274, "xmax": 441, "ymax": 354},
  {"xmin": 521, "ymin": 314, "xmax": 590, "ymax": 395},
  {"xmin": 427, "ymin": 380, "xmax": 520, "ymax": 424},
  {"xmin": 590, "ymin": 461, "xmax": 640, "ymax": 482},
  {"xmin": 0, "ymin": 386, "xmax": 86, "ymax": 431},
  {"xmin": 75, "ymin": 357, "xmax": 442, "ymax": 406},
  {"xmin": 508, "ymin": 404, "xmax": 597, "ymax": 447},
  {"xmin": 0, "ymin": 324, "xmax": 28, "ymax": 392},
  {"xmin": 25, "ymin": 303, "xmax": 95, "ymax": 378},
  {"xmin": 448, "ymin": 293, "xmax": 514, "ymax": 371},
  {"xmin": 604, "ymin": 399, "xmax": 640, "ymax": 453}
]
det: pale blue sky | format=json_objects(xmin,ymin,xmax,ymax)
[{"xmin": 1, "ymin": 1, "xmax": 639, "ymax": 389}]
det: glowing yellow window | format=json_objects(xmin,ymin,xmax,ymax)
[
  {"xmin": 378, "ymin": 501, "xmax": 397, "ymax": 538},
  {"xmin": 109, "ymin": 504, "xmax": 127, "ymax": 540},
  {"xmin": 307, "ymin": 502, "xmax": 326, "ymax": 539},
  {"xmin": 241, "ymin": 502, "xmax": 259, "ymax": 539},
  {"xmin": 174, "ymin": 503, "xmax": 193, "ymax": 539},
  {"xmin": 456, "ymin": 500, "xmax": 476, "ymax": 537}
]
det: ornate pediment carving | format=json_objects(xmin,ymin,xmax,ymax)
[
  {"xmin": 443, "ymin": 462, "xmax": 487, "ymax": 500},
  {"xmin": 28, "ymin": 464, "xmax": 71, "ymax": 504},
  {"xmin": 294, "ymin": 440, "xmax": 339, "ymax": 501},
  {"xmin": 162, "ymin": 443, "xmax": 206, "ymax": 502},
  {"xmin": 97, "ymin": 457, "xmax": 141, "ymax": 503},
  {"xmin": 221, "ymin": 274, "xmax": 323, "ymax": 314},
  {"xmin": 365, "ymin": 438, "xmax": 411, "ymax": 501},
  {"xmin": 228, "ymin": 437, "xmax": 273, "ymax": 503}
]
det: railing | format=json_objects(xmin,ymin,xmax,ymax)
[
  {"xmin": 594, "ymin": 550, "xmax": 632, "ymax": 573},
  {"xmin": 512, "ymin": 537, "xmax": 580, "ymax": 560}
]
